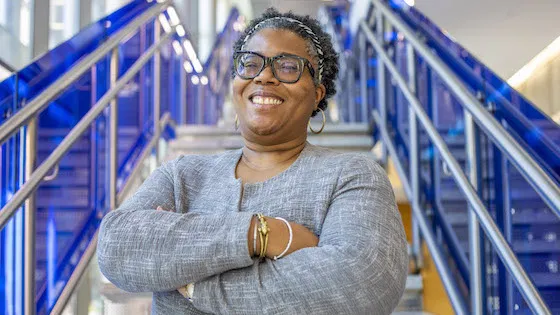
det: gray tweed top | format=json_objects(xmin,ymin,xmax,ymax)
[{"xmin": 97, "ymin": 143, "xmax": 408, "ymax": 315}]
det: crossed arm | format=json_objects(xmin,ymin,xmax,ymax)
[{"xmin": 97, "ymin": 157, "xmax": 408, "ymax": 314}]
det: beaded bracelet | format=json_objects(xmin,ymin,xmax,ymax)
[{"xmin": 256, "ymin": 214, "xmax": 270, "ymax": 259}]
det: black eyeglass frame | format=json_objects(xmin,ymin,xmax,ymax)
[{"xmin": 233, "ymin": 51, "xmax": 316, "ymax": 83}]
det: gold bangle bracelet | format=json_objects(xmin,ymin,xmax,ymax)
[{"xmin": 256, "ymin": 214, "xmax": 270, "ymax": 259}]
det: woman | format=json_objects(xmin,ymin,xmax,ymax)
[{"xmin": 98, "ymin": 8, "xmax": 408, "ymax": 315}]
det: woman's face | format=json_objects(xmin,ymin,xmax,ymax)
[{"xmin": 233, "ymin": 28, "xmax": 326, "ymax": 144}]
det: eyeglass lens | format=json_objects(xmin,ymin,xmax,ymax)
[{"xmin": 236, "ymin": 53, "xmax": 303, "ymax": 83}]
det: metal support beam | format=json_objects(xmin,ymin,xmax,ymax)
[
  {"xmin": 79, "ymin": 0, "xmax": 93, "ymax": 28},
  {"xmin": 31, "ymin": 0, "xmax": 50, "ymax": 57}
]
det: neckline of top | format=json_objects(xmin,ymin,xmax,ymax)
[{"xmin": 230, "ymin": 142, "xmax": 313, "ymax": 187}]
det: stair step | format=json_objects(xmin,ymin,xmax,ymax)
[
  {"xmin": 35, "ymin": 208, "xmax": 92, "ymax": 233},
  {"xmin": 170, "ymin": 135, "xmax": 374, "ymax": 151},
  {"xmin": 37, "ymin": 187, "xmax": 89, "ymax": 207},
  {"xmin": 445, "ymin": 208, "xmax": 559, "ymax": 225},
  {"xmin": 461, "ymin": 240, "xmax": 560, "ymax": 255},
  {"xmin": 395, "ymin": 274, "xmax": 423, "ymax": 312},
  {"xmin": 171, "ymin": 123, "xmax": 375, "ymax": 155},
  {"xmin": 176, "ymin": 123, "xmax": 371, "ymax": 137}
]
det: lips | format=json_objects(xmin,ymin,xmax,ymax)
[{"xmin": 248, "ymin": 91, "xmax": 285, "ymax": 106}]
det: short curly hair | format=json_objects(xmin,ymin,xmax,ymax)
[{"xmin": 232, "ymin": 8, "xmax": 339, "ymax": 116}]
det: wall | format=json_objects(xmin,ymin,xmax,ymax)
[
  {"xmin": 516, "ymin": 54, "xmax": 560, "ymax": 119},
  {"xmin": 415, "ymin": 0, "xmax": 560, "ymax": 80}
]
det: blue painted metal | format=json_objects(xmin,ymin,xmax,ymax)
[
  {"xmin": 0, "ymin": 3, "xmax": 243, "ymax": 313},
  {"xmin": 325, "ymin": 1, "xmax": 560, "ymax": 313},
  {"xmin": 391, "ymin": 4, "xmax": 560, "ymax": 187}
]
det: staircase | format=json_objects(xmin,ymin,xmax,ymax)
[
  {"xmin": 322, "ymin": 0, "xmax": 560, "ymax": 313},
  {"xmin": 167, "ymin": 123, "xmax": 373, "ymax": 156},
  {"xmin": 1, "ymin": 0, "xmax": 559, "ymax": 314}
]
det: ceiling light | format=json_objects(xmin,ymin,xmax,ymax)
[
  {"xmin": 182, "ymin": 40, "xmax": 204, "ymax": 73},
  {"xmin": 191, "ymin": 75, "xmax": 200, "ymax": 85},
  {"xmin": 183, "ymin": 61, "xmax": 193, "ymax": 73},
  {"xmin": 166, "ymin": 7, "xmax": 180, "ymax": 26},
  {"xmin": 172, "ymin": 40, "xmax": 183, "ymax": 55},
  {"xmin": 158, "ymin": 14, "xmax": 171, "ymax": 33},
  {"xmin": 176, "ymin": 25, "xmax": 185, "ymax": 37}
]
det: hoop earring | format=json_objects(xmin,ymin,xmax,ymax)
[
  {"xmin": 234, "ymin": 114, "xmax": 239, "ymax": 130},
  {"xmin": 308, "ymin": 108, "xmax": 326, "ymax": 134}
]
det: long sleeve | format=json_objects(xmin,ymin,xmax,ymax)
[
  {"xmin": 97, "ymin": 157, "xmax": 255, "ymax": 293},
  {"xmin": 190, "ymin": 156, "xmax": 408, "ymax": 315}
]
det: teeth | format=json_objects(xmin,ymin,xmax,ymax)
[{"xmin": 252, "ymin": 96, "xmax": 283, "ymax": 105}]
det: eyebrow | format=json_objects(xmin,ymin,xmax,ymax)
[{"xmin": 249, "ymin": 51, "xmax": 301, "ymax": 57}]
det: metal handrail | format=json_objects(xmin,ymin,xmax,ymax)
[
  {"xmin": 118, "ymin": 113, "xmax": 172, "ymax": 205},
  {"xmin": 0, "ymin": 28, "xmax": 175, "ymax": 231},
  {"xmin": 370, "ymin": 0, "xmax": 560, "ymax": 215},
  {"xmin": 0, "ymin": 1, "xmax": 170, "ymax": 147},
  {"xmin": 50, "ymin": 113, "xmax": 172, "ymax": 315},
  {"xmin": 361, "ymin": 12, "xmax": 551, "ymax": 314},
  {"xmin": 42, "ymin": 164, "xmax": 59, "ymax": 182},
  {"xmin": 0, "ymin": 2, "xmax": 214, "ymax": 314},
  {"xmin": 372, "ymin": 112, "xmax": 468, "ymax": 314}
]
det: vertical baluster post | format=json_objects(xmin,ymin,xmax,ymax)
[
  {"xmin": 466, "ymin": 109, "xmax": 483, "ymax": 314},
  {"xmin": 109, "ymin": 47, "xmax": 119, "ymax": 210},
  {"xmin": 24, "ymin": 116, "xmax": 37, "ymax": 315},
  {"xmin": 154, "ymin": 19, "xmax": 161, "ymax": 163},
  {"xmin": 407, "ymin": 42, "xmax": 423, "ymax": 269},
  {"xmin": 359, "ymin": 31, "xmax": 368, "ymax": 123},
  {"xmin": 375, "ymin": 7, "xmax": 387, "ymax": 164}
]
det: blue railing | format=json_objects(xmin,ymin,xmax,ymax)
[
  {"xmin": 391, "ymin": 2, "xmax": 560, "ymax": 188},
  {"xmin": 326, "ymin": 0, "xmax": 560, "ymax": 314},
  {"xmin": 0, "ymin": 1, "xmax": 240, "ymax": 314}
]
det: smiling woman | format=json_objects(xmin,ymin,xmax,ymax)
[
  {"xmin": 234, "ymin": 28, "xmax": 324, "ymax": 140},
  {"xmin": 97, "ymin": 7, "xmax": 408, "ymax": 315}
]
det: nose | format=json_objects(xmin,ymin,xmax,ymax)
[{"xmin": 253, "ymin": 64, "xmax": 280, "ymax": 85}]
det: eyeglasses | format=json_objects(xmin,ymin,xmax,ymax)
[{"xmin": 233, "ymin": 51, "xmax": 316, "ymax": 84}]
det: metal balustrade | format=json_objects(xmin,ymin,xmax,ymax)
[
  {"xmin": 0, "ymin": 2, "xmax": 241, "ymax": 314},
  {"xmin": 324, "ymin": 0, "xmax": 560, "ymax": 314}
]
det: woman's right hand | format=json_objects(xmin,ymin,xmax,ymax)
[{"xmin": 249, "ymin": 216, "xmax": 319, "ymax": 259}]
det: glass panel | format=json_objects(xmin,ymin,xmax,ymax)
[
  {"xmin": 192, "ymin": 9, "xmax": 241, "ymax": 125},
  {"xmin": 115, "ymin": 28, "xmax": 142, "ymax": 178},
  {"xmin": 0, "ymin": 3, "xmax": 159, "ymax": 313},
  {"xmin": 0, "ymin": 0, "xmax": 155, "ymax": 116},
  {"xmin": 34, "ymin": 64, "xmax": 95, "ymax": 314},
  {"xmin": 391, "ymin": 2, "xmax": 560, "ymax": 186},
  {"xmin": 0, "ymin": 74, "xmax": 25, "ymax": 315},
  {"xmin": 506, "ymin": 156, "xmax": 559, "ymax": 313}
]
